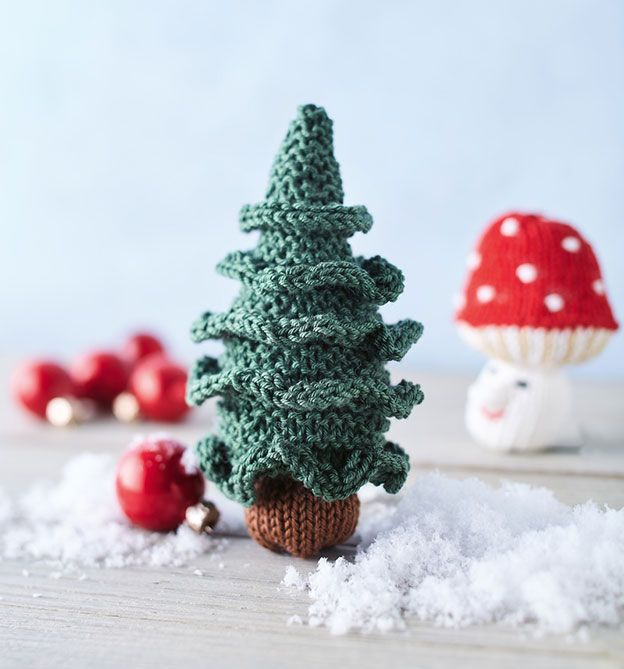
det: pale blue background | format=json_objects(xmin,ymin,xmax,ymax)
[{"xmin": 1, "ymin": 0, "xmax": 623, "ymax": 377}]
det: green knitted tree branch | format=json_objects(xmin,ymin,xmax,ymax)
[{"xmin": 188, "ymin": 104, "xmax": 423, "ymax": 506}]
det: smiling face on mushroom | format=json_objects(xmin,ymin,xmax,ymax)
[{"xmin": 465, "ymin": 359, "xmax": 580, "ymax": 452}]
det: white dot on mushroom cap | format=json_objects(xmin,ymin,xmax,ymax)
[
  {"xmin": 476, "ymin": 285, "xmax": 496, "ymax": 303},
  {"xmin": 500, "ymin": 217, "xmax": 519, "ymax": 236},
  {"xmin": 516, "ymin": 263, "xmax": 537, "ymax": 283},
  {"xmin": 593, "ymin": 279, "xmax": 605, "ymax": 295},
  {"xmin": 466, "ymin": 251, "xmax": 481, "ymax": 270},
  {"xmin": 544, "ymin": 293, "xmax": 565, "ymax": 313},
  {"xmin": 561, "ymin": 236, "xmax": 581, "ymax": 252}
]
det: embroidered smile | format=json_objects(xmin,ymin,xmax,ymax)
[{"xmin": 481, "ymin": 407, "xmax": 505, "ymax": 421}]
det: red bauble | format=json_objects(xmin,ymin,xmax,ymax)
[
  {"xmin": 11, "ymin": 360, "xmax": 75, "ymax": 419},
  {"xmin": 129, "ymin": 356, "xmax": 190, "ymax": 422},
  {"xmin": 116, "ymin": 437, "xmax": 205, "ymax": 531},
  {"xmin": 123, "ymin": 332, "xmax": 166, "ymax": 368},
  {"xmin": 71, "ymin": 351, "xmax": 129, "ymax": 406}
]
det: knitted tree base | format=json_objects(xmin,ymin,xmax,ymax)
[{"xmin": 244, "ymin": 477, "xmax": 359, "ymax": 558}]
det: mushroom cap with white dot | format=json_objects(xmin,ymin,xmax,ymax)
[
  {"xmin": 593, "ymin": 279, "xmax": 605, "ymax": 295},
  {"xmin": 476, "ymin": 285, "xmax": 496, "ymax": 303},
  {"xmin": 516, "ymin": 263, "xmax": 537, "ymax": 284},
  {"xmin": 500, "ymin": 217, "xmax": 519, "ymax": 236},
  {"xmin": 544, "ymin": 293, "xmax": 565, "ymax": 313},
  {"xmin": 561, "ymin": 236, "xmax": 581, "ymax": 252}
]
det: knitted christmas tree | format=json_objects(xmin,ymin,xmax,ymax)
[{"xmin": 187, "ymin": 104, "xmax": 423, "ymax": 557}]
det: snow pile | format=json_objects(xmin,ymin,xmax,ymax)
[
  {"xmin": 285, "ymin": 473, "xmax": 624, "ymax": 635},
  {"xmin": 0, "ymin": 454, "xmax": 226, "ymax": 569}
]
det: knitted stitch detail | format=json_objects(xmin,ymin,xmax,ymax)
[
  {"xmin": 239, "ymin": 203, "xmax": 372, "ymax": 235},
  {"xmin": 188, "ymin": 104, "xmax": 423, "ymax": 506},
  {"xmin": 245, "ymin": 476, "xmax": 359, "ymax": 558},
  {"xmin": 189, "ymin": 356, "xmax": 421, "ymax": 417},
  {"xmin": 194, "ymin": 432, "xmax": 409, "ymax": 505},
  {"xmin": 218, "ymin": 253, "xmax": 405, "ymax": 305},
  {"xmin": 265, "ymin": 104, "xmax": 344, "ymax": 205}
]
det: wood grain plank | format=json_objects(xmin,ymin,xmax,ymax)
[{"xmin": 1, "ymin": 540, "xmax": 622, "ymax": 669}]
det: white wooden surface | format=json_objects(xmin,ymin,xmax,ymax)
[{"xmin": 1, "ymin": 358, "xmax": 623, "ymax": 669}]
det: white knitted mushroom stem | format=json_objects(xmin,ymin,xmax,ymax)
[
  {"xmin": 465, "ymin": 359, "xmax": 581, "ymax": 453},
  {"xmin": 457, "ymin": 323, "xmax": 613, "ymax": 366}
]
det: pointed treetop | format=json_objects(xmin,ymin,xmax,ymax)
[{"xmin": 265, "ymin": 104, "xmax": 344, "ymax": 206}]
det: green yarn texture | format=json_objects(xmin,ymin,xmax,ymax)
[{"xmin": 187, "ymin": 104, "xmax": 424, "ymax": 506}]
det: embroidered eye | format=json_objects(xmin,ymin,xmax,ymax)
[{"xmin": 515, "ymin": 380, "xmax": 529, "ymax": 389}]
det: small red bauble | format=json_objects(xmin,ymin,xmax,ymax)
[
  {"xmin": 129, "ymin": 357, "xmax": 190, "ymax": 423},
  {"xmin": 123, "ymin": 332, "xmax": 166, "ymax": 368},
  {"xmin": 71, "ymin": 351, "xmax": 129, "ymax": 406},
  {"xmin": 11, "ymin": 360, "xmax": 75, "ymax": 419},
  {"xmin": 116, "ymin": 437, "xmax": 205, "ymax": 531}
]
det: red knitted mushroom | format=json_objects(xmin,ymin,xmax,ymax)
[{"xmin": 455, "ymin": 212, "xmax": 618, "ymax": 366}]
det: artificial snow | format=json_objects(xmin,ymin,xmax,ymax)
[
  {"xmin": 287, "ymin": 614, "xmax": 303, "ymax": 626},
  {"xmin": 180, "ymin": 441, "xmax": 202, "ymax": 474},
  {"xmin": 0, "ymin": 453, "xmax": 229, "ymax": 570},
  {"xmin": 283, "ymin": 565, "xmax": 307, "ymax": 591},
  {"xmin": 284, "ymin": 473, "xmax": 624, "ymax": 636}
]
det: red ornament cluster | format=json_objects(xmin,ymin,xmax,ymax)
[
  {"xmin": 11, "ymin": 361, "xmax": 75, "ymax": 419},
  {"xmin": 11, "ymin": 332, "xmax": 191, "ymax": 426},
  {"xmin": 128, "ymin": 356, "xmax": 189, "ymax": 422},
  {"xmin": 123, "ymin": 333, "xmax": 165, "ymax": 367},
  {"xmin": 71, "ymin": 351, "xmax": 129, "ymax": 407}
]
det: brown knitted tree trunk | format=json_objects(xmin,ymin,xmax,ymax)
[{"xmin": 244, "ymin": 476, "xmax": 360, "ymax": 558}]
